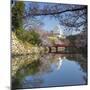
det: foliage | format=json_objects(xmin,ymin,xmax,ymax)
[
  {"xmin": 12, "ymin": 1, "xmax": 24, "ymax": 30},
  {"xmin": 15, "ymin": 29, "xmax": 41, "ymax": 45},
  {"xmin": 67, "ymin": 35, "xmax": 77, "ymax": 45}
]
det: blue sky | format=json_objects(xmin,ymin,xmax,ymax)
[
  {"xmin": 39, "ymin": 16, "xmax": 82, "ymax": 36},
  {"xmin": 24, "ymin": 1, "xmax": 85, "ymax": 36},
  {"xmin": 41, "ymin": 17, "xmax": 59, "ymax": 31},
  {"xmin": 25, "ymin": 2, "xmax": 62, "ymax": 32}
]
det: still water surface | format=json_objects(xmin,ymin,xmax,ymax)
[{"xmin": 12, "ymin": 53, "xmax": 87, "ymax": 89}]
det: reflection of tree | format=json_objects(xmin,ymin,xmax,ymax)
[
  {"xmin": 22, "ymin": 75, "xmax": 44, "ymax": 88},
  {"xmin": 66, "ymin": 54, "xmax": 87, "ymax": 73},
  {"xmin": 66, "ymin": 54, "xmax": 87, "ymax": 85},
  {"xmin": 12, "ymin": 59, "xmax": 41, "ymax": 89},
  {"xmin": 12, "ymin": 53, "xmax": 63, "ymax": 89},
  {"xmin": 12, "ymin": 53, "xmax": 87, "ymax": 89}
]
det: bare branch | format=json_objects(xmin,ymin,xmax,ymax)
[{"xmin": 23, "ymin": 6, "xmax": 87, "ymax": 18}]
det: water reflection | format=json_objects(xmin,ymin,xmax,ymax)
[{"xmin": 12, "ymin": 53, "xmax": 87, "ymax": 89}]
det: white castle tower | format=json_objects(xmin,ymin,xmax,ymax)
[
  {"xmin": 53, "ymin": 25, "xmax": 66, "ymax": 39},
  {"xmin": 57, "ymin": 25, "xmax": 65, "ymax": 39}
]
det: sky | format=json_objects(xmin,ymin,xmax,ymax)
[
  {"xmin": 24, "ymin": 2, "xmax": 64, "ymax": 32},
  {"xmin": 41, "ymin": 17, "xmax": 59, "ymax": 31},
  {"xmin": 39, "ymin": 16, "xmax": 82, "ymax": 36},
  {"xmin": 24, "ymin": 1, "xmax": 86, "ymax": 36}
]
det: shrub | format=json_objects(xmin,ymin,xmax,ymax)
[{"xmin": 15, "ymin": 29, "xmax": 41, "ymax": 46}]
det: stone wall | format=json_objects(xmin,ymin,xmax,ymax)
[{"xmin": 11, "ymin": 32, "xmax": 44, "ymax": 56}]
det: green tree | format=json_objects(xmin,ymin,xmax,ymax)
[
  {"xmin": 15, "ymin": 29, "xmax": 41, "ymax": 45},
  {"xmin": 29, "ymin": 30, "xmax": 41, "ymax": 45},
  {"xmin": 12, "ymin": 1, "xmax": 24, "ymax": 30}
]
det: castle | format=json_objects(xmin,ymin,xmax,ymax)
[{"xmin": 53, "ymin": 25, "xmax": 66, "ymax": 39}]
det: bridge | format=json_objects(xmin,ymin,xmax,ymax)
[{"xmin": 45, "ymin": 44, "xmax": 77, "ymax": 54}]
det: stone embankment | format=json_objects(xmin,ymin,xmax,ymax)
[{"xmin": 12, "ymin": 32, "xmax": 44, "ymax": 56}]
